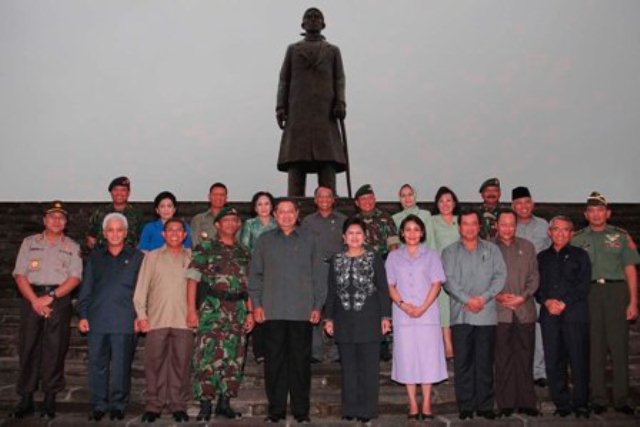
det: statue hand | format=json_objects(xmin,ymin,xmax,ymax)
[
  {"xmin": 276, "ymin": 108, "xmax": 287, "ymax": 130},
  {"xmin": 333, "ymin": 104, "xmax": 346, "ymax": 120}
]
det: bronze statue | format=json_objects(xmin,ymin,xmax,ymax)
[{"xmin": 276, "ymin": 8, "xmax": 347, "ymax": 197}]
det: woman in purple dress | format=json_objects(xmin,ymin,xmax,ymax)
[{"xmin": 385, "ymin": 214, "xmax": 447, "ymax": 419}]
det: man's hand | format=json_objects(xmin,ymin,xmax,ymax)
[
  {"xmin": 498, "ymin": 293, "xmax": 526, "ymax": 311},
  {"xmin": 309, "ymin": 309, "xmax": 321, "ymax": 325},
  {"xmin": 136, "ymin": 319, "xmax": 150, "ymax": 333},
  {"xmin": 465, "ymin": 296, "xmax": 485, "ymax": 313},
  {"xmin": 276, "ymin": 108, "xmax": 287, "ymax": 130},
  {"xmin": 186, "ymin": 309, "xmax": 199, "ymax": 328},
  {"xmin": 253, "ymin": 307, "xmax": 266, "ymax": 324},
  {"xmin": 324, "ymin": 320, "xmax": 334, "ymax": 336},
  {"xmin": 31, "ymin": 296, "xmax": 53, "ymax": 318},
  {"xmin": 544, "ymin": 299, "xmax": 565, "ymax": 316},
  {"xmin": 333, "ymin": 104, "xmax": 346, "ymax": 120},
  {"xmin": 381, "ymin": 319, "xmax": 392, "ymax": 335},
  {"xmin": 78, "ymin": 319, "xmax": 90, "ymax": 333},
  {"xmin": 244, "ymin": 313, "xmax": 255, "ymax": 333},
  {"xmin": 626, "ymin": 302, "xmax": 639, "ymax": 321}
]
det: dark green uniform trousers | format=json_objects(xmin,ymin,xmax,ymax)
[{"xmin": 589, "ymin": 281, "xmax": 630, "ymax": 407}]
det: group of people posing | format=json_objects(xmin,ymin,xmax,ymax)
[{"xmin": 10, "ymin": 175, "xmax": 639, "ymax": 424}]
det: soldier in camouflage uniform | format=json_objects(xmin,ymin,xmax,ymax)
[
  {"xmin": 186, "ymin": 207, "xmax": 254, "ymax": 420},
  {"xmin": 353, "ymin": 184, "xmax": 399, "ymax": 361},
  {"xmin": 353, "ymin": 184, "xmax": 400, "ymax": 258},
  {"xmin": 478, "ymin": 177, "xmax": 502, "ymax": 240},
  {"xmin": 86, "ymin": 176, "xmax": 143, "ymax": 249},
  {"xmin": 571, "ymin": 191, "xmax": 640, "ymax": 415}
]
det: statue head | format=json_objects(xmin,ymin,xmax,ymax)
[{"xmin": 301, "ymin": 8, "xmax": 325, "ymax": 34}]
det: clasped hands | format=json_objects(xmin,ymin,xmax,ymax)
[
  {"xmin": 496, "ymin": 292, "xmax": 526, "ymax": 311},
  {"xmin": 464, "ymin": 295, "xmax": 486, "ymax": 313},
  {"xmin": 31, "ymin": 295, "xmax": 54, "ymax": 318}
]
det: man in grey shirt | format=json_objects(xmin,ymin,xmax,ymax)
[
  {"xmin": 300, "ymin": 186, "xmax": 346, "ymax": 363},
  {"xmin": 512, "ymin": 186, "xmax": 551, "ymax": 388},
  {"xmin": 249, "ymin": 198, "xmax": 324, "ymax": 423},
  {"xmin": 442, "ymin": 209, "xmax": 506, "ymax": 420}
]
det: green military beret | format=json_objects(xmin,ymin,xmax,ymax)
[
  {"xmin": 479, "ymin": 177, "xmax": 500, "ymax": 193},
  {"xmin": 214, "ymin": 206, "xmax": 239, "ymax": 223},
  {"xmin": 44, "ymin": 200, "xmax": 68, "ymax": 217},
  {"xmin": 355, "ymin": 184, "xmax": 374, "ymax": 199},
  {"xmin": 586, "ymin": 191, "xmax": 607, "ymax": 207}
]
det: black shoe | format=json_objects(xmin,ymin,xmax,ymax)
[
  {"xmin": 591, "ymin": 403, "xmax": 607, "ymax": 414},
  {"xmin": 41, "ymin": 394, "xmax": 56, "ymax": 418},
  {"xmin": 141, "ymin": 411, "xmax": 160, "ymax": 422},
  {"xmin": 574, "ymin": 407, "xmax": 590, "ymax": 418},
  {"xmin": 197, "ymin": 399, "xmax": 212, "ymax": 421},
  {"xmin": 295, "ymin": 416, "xmax": 311, "ymax": 423},
  {"xmin": 110, "ymin": 409, "xmax": 125, "ymax": 420},
  {"xmin": 172, "ymin": 410, "xmax": 189, "ymax": 422},
  {"xmin": 265, "ymin": 414, "xmax": 285, "ymax": 423},
  {"xmin": 498, "ymin": 408, "xmax": 514, "ymax": 417},
  {"xmin": 615, "ymin": 404, "xmax": 635, "ymax": 415},
  {"xmin": 356, "ymin": 417, "xmax": 371, "ymax": 423},
  {"xmin": 11, "ymin": 393, "xmax": 34, "ymax": 419},
  {"xmin": 459, "ymin": 410, "xmax": 474, "ymax": 420},
  {"xmin": 421, "ymin": 412, "xmax": 434, "ymax": 420},
  {"xmin": 553, "ymin": 409, "xmax": 571, "ymax": 417},
  {"xmin": 89, "ymin": 409, "xmax": 105, "ymax": 421},
  {"xmin": 216, "ymin": 396, "xmax": 241, "ymax": 419},
  {"xmin": 341, "ymin": 415, "xmax": 354, "ymax": 421},
  {"xmin": 519, "ymin": 407, "xmax": 540, "ymax": 417},
  {"xmin": 534, "ymin": 378, "xmax": 548, "ymax": 388},
  {"xmin": 407, "ymin": 412, "xmax": 420, "ymax": 420},
  {"xmin": 476, "ymin": 409, "xmax": 496, "ymax": 419}
]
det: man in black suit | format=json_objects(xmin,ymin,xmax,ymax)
[{"xmin": 536, "ymin": 216, "xmax": 591, "ymax": 418}]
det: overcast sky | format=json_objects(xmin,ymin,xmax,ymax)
[{"xmin": 1, "ymin": 0, "xmax": 639, "ymax": 202}]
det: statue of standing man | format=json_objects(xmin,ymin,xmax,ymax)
[{"xmin": 276, "ymin": 8, "xmax": 347, "ymax": 197}]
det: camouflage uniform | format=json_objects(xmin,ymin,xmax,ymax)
[
  {"xmin": 354, "ymin": 209, "xmax": 399, "ymax": 258},
  {"xmin": 87, "ymin": 203, "xmax": 144, "ymax": 248},
  {"xmin": 479, "ymin": 205, "xmax": 500, "ymax": 240},
  {"xmin": 186, "ymin": 239, "xmax": 251, "ymax": 400}
]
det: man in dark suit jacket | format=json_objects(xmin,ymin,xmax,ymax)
[{"xmin": 536, "ymin": 215, "xmax": 591, "ymax": 418}]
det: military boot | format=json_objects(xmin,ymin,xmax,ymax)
[
  {"xmin": 196, "ymin": 399, "xmax": 212, "ymax": 421},
  {"xmin": 11, "ymin": 393, "xmax": 34, "ymax": 419},
  {"xmin": 216, "ymin": 395, "xmax": 241, "ymax": 419}
]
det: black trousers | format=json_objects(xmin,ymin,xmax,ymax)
[
  {"xmin": 452, "ymin": 324, "xmax": 496, "ymax": 412},
  {"xmin": 287, "ymin": 163, "xmax": 336, "ymax": 197},
  {"xmin": 338, "ymin": 342, "xmax": 381, "ymax": 419},
  {"xmin": 540, "ymin": 318, "xmax": 589, "ymax": 411},
  {"xmin": 495, "ymin": 321, "xmax": 537, "ymax": 410},
  {"xmin": 263, "ymin": 320, "xmax": 312, "ymax": 418},
  {"xmin": 17, "ymin": 293, "xmax": 72, "ymax": 395},
  {"xmin": 251, "ymin": 323, "xmax": 266, "ymax": 360}
]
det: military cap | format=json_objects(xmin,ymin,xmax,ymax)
[
  {"xmin": 354, "ymin": 184, "xmax": 374, "ymax": 199},
  {"xmin": 479, "ymin": 177, "xmax": 500, "ymax": 193},
  {"xmin": 511, "ymin": 186, "xmax": 531, "ymax": 201},
  {"xmin": 108, "ymin": 176, "xmax": 130, "ymax": 192},
  {"xmin": 586, "ymin": 191, "xmax": 607, "ymax": 207},
  {"xmin": 44, "ymin": 200, "xmax": 68, "ymax": 217},
  {"xmin": 303, "ymin": 7, "xmax": 324, "ymax": 19},
  {"xmin": 214, "ymin": 207, "xmax": 239, "ymax": 223}
]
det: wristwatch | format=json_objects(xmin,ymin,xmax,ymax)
[{"xmin": 48, "ymin": 290, "xmax": 57, "ymax": 300}]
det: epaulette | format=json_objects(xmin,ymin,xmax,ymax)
[
  {"xmin": 609, "ymin": 225, "xmax": 630, "ymax": 235},
  {"xmin": 572, "ymin": 228, "xmax": 587, "ymax": 237}
]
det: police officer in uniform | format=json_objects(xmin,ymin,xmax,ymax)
[
  {"xmin": 571, "ymin": 191, "xmax": 640, "ymax": 415},
  {"xmin": 11, "ymin": 201, "xmax": 82, "ymax": 418},
  {"xmin": 186, "ymin": 207, "xmax": 255, "ymax": 420}
]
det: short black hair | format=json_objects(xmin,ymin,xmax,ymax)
[
  {"xmin": 459, "ymin": 208, "xmax": 481, "ymax": 224},
  {"xmin": 209, "ymin": 182, "xmax": 228, "ymax": 194},
  {"xmin": 432, "ymin": 186, "xmax": 461, "ymax": 216},
  {"xmin": 342, "ymin": 216, "xmax": 367, "ymax": 235},
  {"xmin": 496, "ymin": 208, "xmax": 517, "ymax": 222},
  {"xmin": 275, "ymin": 197, "xmax": 299, "ymax": 211},
  {"xmin": 154, "ymin": 191, "xmax": 177, "ymax": 210},
  {"xmin": 399, "ymin": 214, "xmax": 426, "ymax": 243},
  {"xmin": 250, "ymin": 191, "xmax": 275, "ymax": 217}
]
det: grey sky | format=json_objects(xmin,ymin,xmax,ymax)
[{"xmin": 1, "ymin": 0, "xmax": 639, "ymax": 202}]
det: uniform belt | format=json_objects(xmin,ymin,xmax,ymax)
[
  {"xmin": 592, "ymin": 278, "xmax": 624, "ymax": 285},
  {"xmin": 31, "ymin": 284, "xmax": 59, "ymax": 294},
  {"xmin": 208, "ymin": 289, "xmax": 248, "ymax": 302}
]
